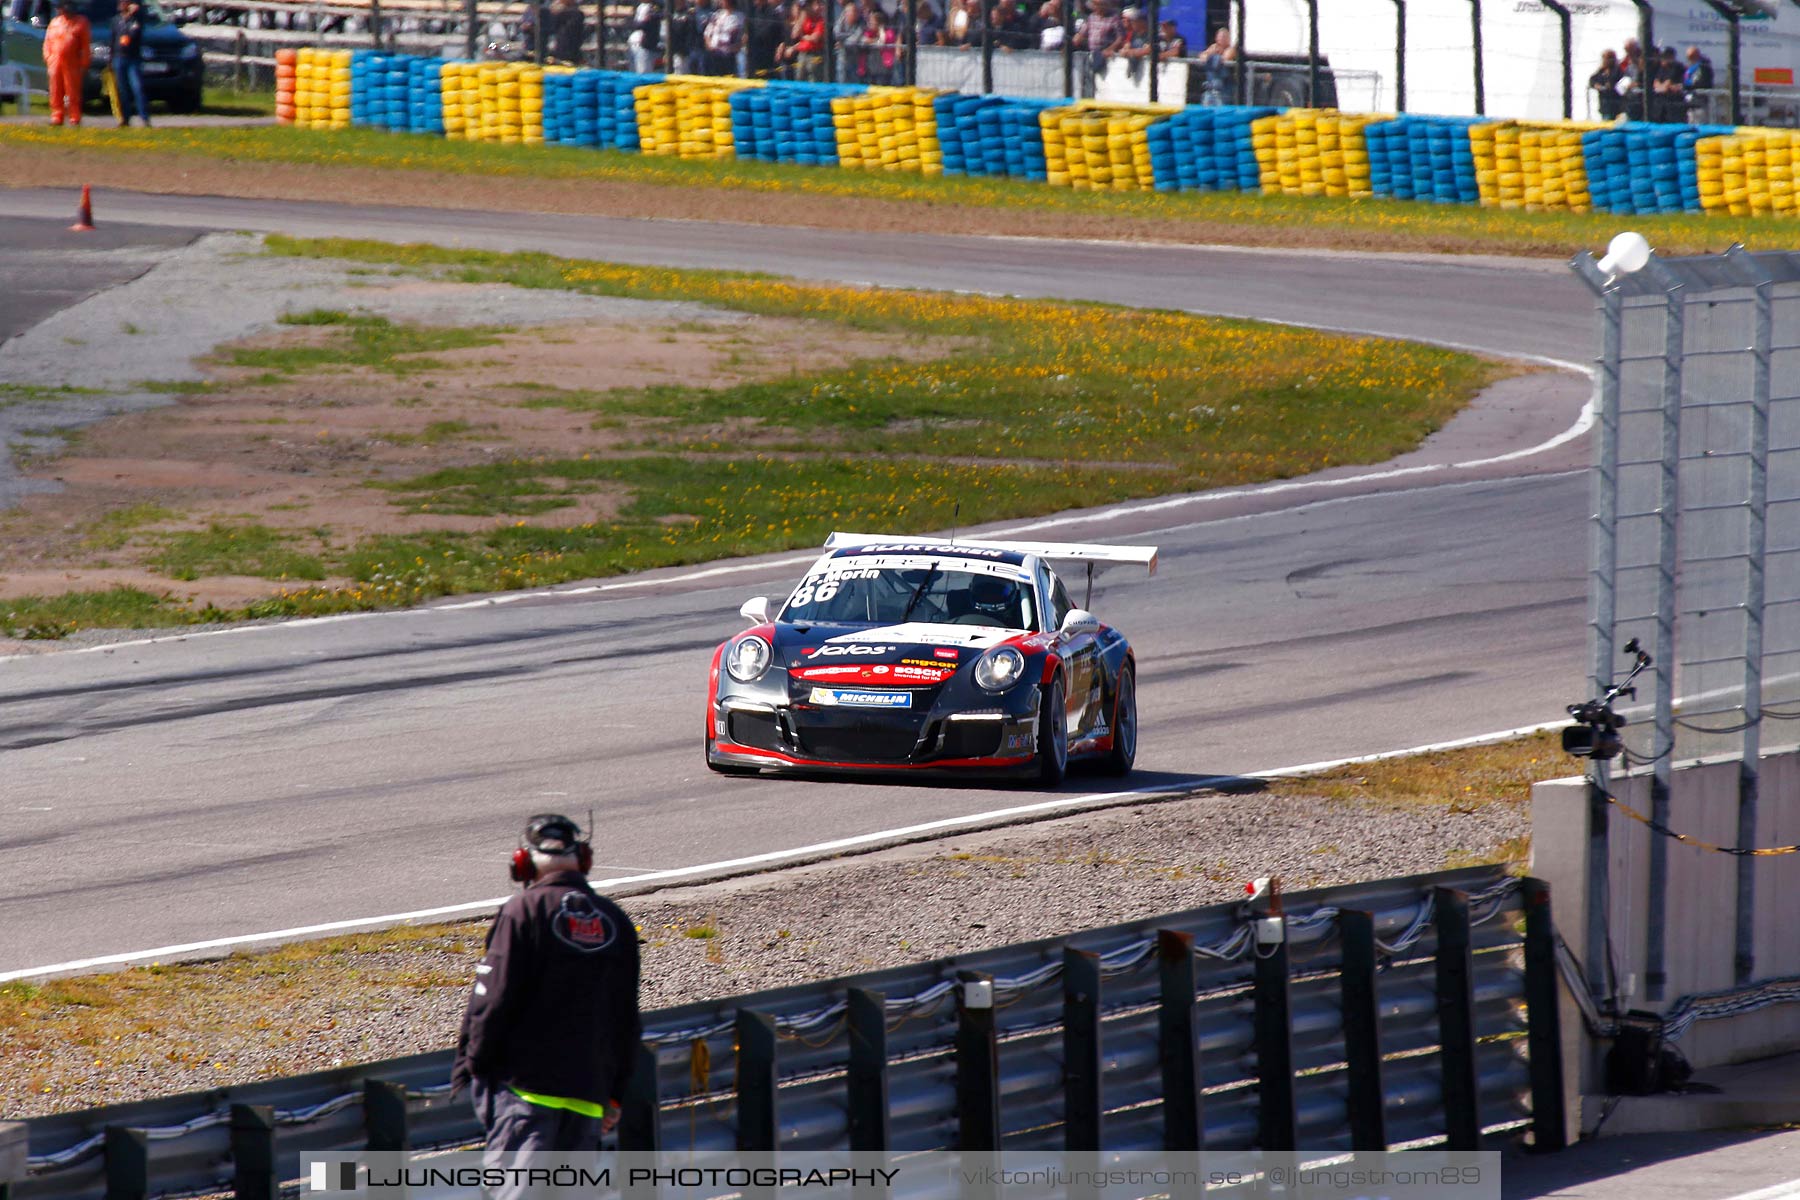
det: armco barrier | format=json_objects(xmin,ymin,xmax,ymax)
[
  {"xmin": 278, "ymin": 52, "xmax": 1800, "ymax": 218},
  {"xmin": 15, "ymin": 865, "xmax": 1566, "ymax": 1200}
]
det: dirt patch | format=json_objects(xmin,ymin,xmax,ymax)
[
  {"xmin": 0, "ymin": 310, "xmax": 946, "ymax": 606},
  {"xmin": 0, "ymin": 143, "xmax": 1522, "ymax": 257}
]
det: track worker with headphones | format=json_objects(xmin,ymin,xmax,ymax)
[{"xmin": 452, "ymin": 814, "xmax": 641, "ymax": 1168}]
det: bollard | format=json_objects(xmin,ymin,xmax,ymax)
[
  {"xmin": 1156, "ymin": 930, "xmax": 1205, "ymax": 1153},
  {"xmin": 364, "ymin": 1079, "xmax": 410, "ymax": 1151},
  {"xmin": 953, "ymin": 970, "xmax": 1000, "ymax": 1154},
  {"xmin": 735, "ymin": 1010, "xmax": 779, "ymax": 1152},
  {"xmin": 1434, "ymin": 887, "xmax": 1482, "ymax": 1151},
  {"xmin": 0, "ymin": 1122, "xmax": 27, "ymax": 1200},
  {"xmin": 1338, "ymin": 911, "xmax": 1389, "ymax": 1150},
  {"xmin": 846, "ymin": 989, "xmax": 890, "ymax": 1152},
  {"xmin": 103, "ymin": 1126, "xmax": 148, "ymax": 1200},
  {"xmin": 1062, "ymin": 947, "xmax": 1103, "ymax": 1151},
  {"xmin": 229, "ymin": 1105, "xmax": 278, "ymax": 1200}
]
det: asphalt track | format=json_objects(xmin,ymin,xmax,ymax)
[{"xmin": 0, "ymin": 189, "xmax": 1602, "ymax": 974}]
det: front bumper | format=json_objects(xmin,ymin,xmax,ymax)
[
  {"xmin": 87, "ymin": 54, "xmax": 202, "ymax": 99},
  {"xmin": 710, "ymin": 691, "xmax": 1039, "ymax": 775}
]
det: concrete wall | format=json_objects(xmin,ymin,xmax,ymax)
[{"xmin": 1533, "ymin": 748, "xmax": 1800, "ymax": 1116}]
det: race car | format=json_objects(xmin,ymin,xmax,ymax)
[{"xmin": 705, "ymin": 532, "xmax": 1157, "ymax": 783}]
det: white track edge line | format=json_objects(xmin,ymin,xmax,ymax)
[
  {"xmin": 1718, "ymin": 1180, "xmax": 1800, "ymax": 1200},
  {"xmin": 0, "ymin": 716, "xmax": 1569, "ymax": 982}
]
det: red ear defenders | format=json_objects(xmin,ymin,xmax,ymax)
[{"xmin": 509, "ymin": 814, "xmax": 594, "ymax": 883}]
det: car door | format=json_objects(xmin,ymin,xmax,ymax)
[{"xmin": 1044, "ymin": 567, "xmax": 1100, "ymax": 741}]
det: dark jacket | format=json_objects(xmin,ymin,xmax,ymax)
[
  {"xmin": 112, "ymin": 9, "xmax": 145, "ymax": 60},
  {"xmin": 452, "ymin": 870, "xmax": 641, "ymax": 1108}
]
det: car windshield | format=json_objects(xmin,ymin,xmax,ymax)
[{"xmin": 780, "ymin": 558, "xmax": 1035, "ymax": 630}]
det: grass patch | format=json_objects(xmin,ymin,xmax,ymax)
[
  {"xmin": 5, "ymin": 237, "xmax": 1513, "ymax": 630},
  {"xmin": 215, "ymin": 314, "xmax": 505, "ymax": 378},
  {"xmin": 1, "ymin": 123, "xmax": 1795, "ymax": 256},
  {"xmin": 148, "ymin": 523, "xmax": 328, "ymax": 582},
  {"xmin": 81, "ymin": 503, "xmax": 183, "ymax": 551},
  {"xmin": 0, "ymin": 587, "xmax": 198, "ymax": 639},
  {"xmin": 0, "ymin": 384, "xmax": 103, "ymax": 409}
]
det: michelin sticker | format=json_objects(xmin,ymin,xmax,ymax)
[{"xmin": 809, "ymin": 688, "xmax": 913, "ymax": 708}]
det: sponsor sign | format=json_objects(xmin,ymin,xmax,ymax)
[
  {"xmin": 934, "ymin": 648, "xmax": 960, "ymax": 660},
  {"xmin": 808, "ymin": 688, "xmax": 913, "ymax": 708},
  {"xmin": 796, "ymin": 663, "xmax": 952, "ymax": 684},
  {"xmin": 806, "ymin": 644, "xmax": 897, "ymax": 658}
]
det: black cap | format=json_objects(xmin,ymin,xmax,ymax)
[{"xmin": 524, "ymin": 813, "xmax": 584, "ymax": 854}]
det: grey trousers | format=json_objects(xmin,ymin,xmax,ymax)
[{"xmin": 470, "ymin": 1077, "xmax": 604, "ymax": 1200}]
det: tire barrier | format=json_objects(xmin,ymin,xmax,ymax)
[
  {"xmin": 285, "ymin": 53, "xmax": 1800, "ymax": 219},
  {"xmin": 274, "ymin": 48, "xmax": 296, "ymax": 125},
  {"xmin": 291, "ymin": 47, "xmax": 352, "ymax": 131}
]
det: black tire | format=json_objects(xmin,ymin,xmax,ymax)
[
  {"xmin": 1103, "ymin": 666, "xmax": 1137, "ymax": 777},
  {"xmin": 1036, "ymin": 675, "xmax": 1068, "ymax": 786},
  {"xmin": 705, "ymin": 741, "xmax": 760, "ymax": 776}
]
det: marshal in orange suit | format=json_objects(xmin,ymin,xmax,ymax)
[{"xmin": 43, "ymin": 0, "xmax": 92, "ymax": 126}]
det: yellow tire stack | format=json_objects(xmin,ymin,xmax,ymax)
[
  {"xmin": 1694, "ymin": 135, "xmax": 1727, "ymax": 213},
  {"xmin": 636, "ymin": 76, "xmax": 761, "ymax": 160},
  {"xmin": 1251, "ymin": 113, "xmax": 1281, "ymax": 192},
  {"xmin": 439, "ymin": 62, "xmax": 477, "ymax": 139},
  {"xmin": 1731, "ymin": 126, "xmax": 1799, "ymax": 216},
  {"xmin": 293, "ymin": 48, "xmax": 351, "ymax": 130},
  {"xmin": 1536, "ymin": 126, "xmax": 1593, "ymax": 212},
  {"xmin": 1037, "ymin": 104, "xmax": 1167, "ymax": 191},
  {"xmin": 1039, "ymin": 107, "xmax": 1070, "ymax": 186},
  {"xmin": 833, "ymin": 88, "xmax": 939, "ymax": 173},
  {"xmin": 1316, "ymin": 111, "xmax": 1376, "ymax": 198},
  {"xmin": 1104, "ymin": 114, "xmax": 1155, "ymax": 191},
  {"xmin": 292, "ymin": 47, "xmax": 317, "ymax": 127}
]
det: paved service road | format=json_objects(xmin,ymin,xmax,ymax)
[{"xmin": 0, "ymin": 190, "xmax": 1599, "ymax": 973}]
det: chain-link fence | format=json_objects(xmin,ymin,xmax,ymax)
[{"xmin": 1571, "ymin": 244, "xmax": 1800, "ymax": 999}]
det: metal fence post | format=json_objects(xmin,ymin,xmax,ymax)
[
  {"xmin": 103, "ymin": 1126, "xmax": 149, "ymax": 1200},
  {"xmin": 955, "ymin": 970, "xmax": 1001, "ymax": 1151},
  {"xmin": 370, "ymin": 0, "xmax": 383, "ymax": 48},
  {"xmin": 1156, "ymin": 930, "xmax": 1205, "ymax": 1152},
  {"xmin": 0, "ymin": 1122, "xmax": 25, "ymax": 1200},
  {"xmin": 364, "ymin": 1079, "xmax": 410, "ymax": 1151},
  {"xmin": 1735, "ymin": 248, "xmax": 1776, "ymax": 985},
  {"xmin": 1231, "ymin": 0, "xmax": 1246, "ymax": 104},
  {"xmin": 1147, "ymin": 0, "xmax": 1160, "ymax": 103},
  {"xmin": 823, "ymin": 0, "xmax": 836, "ymax": 82},
  {"xmin": 980, "ymin": 0, "xmax": 994, "ymax": 94},
  {"xmin": 1521, "ymin": 879, "xmax": 1568, "ymax": 1152},
  {"xmin": 847, "ymin": 988, "xmax": 891, "ymax": 1152},
  {"xmin": 1540, "ymin": 0, "xmax": 1571, "ymax": 118},
  {"xmin": 1434, "ymin": 888, "xmax": 1482, "ymax": 1151},
  {"xmin": 736, "ymin": 1009, "xmax": 780, "ymax": 1151},
  {"xmin": 464, "ymin": 0, "xmax": 479, "ymax": 61},
  {"xmin": 1063, "ymin": 947, "xmax": 1103, "ymax": 1150},
  {"xmin": 906, "ymin": 0, "xmax": 919, "ymax": 85},
  {"xmin": 1338, "ymin": 911, "xmax": 1388, "ymax": 1151},
  {"xmin": 1642, "ymin": 255, "xmax": 1688, "ymax": 1003},
  {"xmin": 1061, "ymin": 0, "xmax": 1074, "ymax": 98},
  {"xmin": 1252, "ymin": 917, "xmax": 1296, "ymax": 1151},
  {"xmin": 1304, "ymin": 0, "xmax": 1319, "ymax": 106},
  {"xmin": 1466, "ymin": 0, "xmax": 1484, "ymax": 114},
  {"xmin": 595, "ymin": 0, "xmax": 607, "ymax": 68},
  {"xmin": 229, "ymin": 1105, "xmax": 278, "ymax": 1200},
  {"xmin": 618, "ymin": 1044, "xmax": 662, "ymax": 1152},
  {"xmin": 1389, "ymin": 0, "xmax": 1405, "ymax": 111}
]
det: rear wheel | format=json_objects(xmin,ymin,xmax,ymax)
[
  {"xmin": 1103, "ymin": 666, "xmax": 1137, "ymax": 777},
  {"xmin": 1036, "ymin": 676, "xmax": 1068, "ymax": 786}
]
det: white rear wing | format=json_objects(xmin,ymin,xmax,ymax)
[{"xmin": 825, "ymin": 531, "xmax": 1158, "ymax": 575}]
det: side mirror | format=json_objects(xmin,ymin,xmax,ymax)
[
  {"xmin": 739, "ymin": 595, "xmax": 770, "ymax": 625},
  {"xmin": 1060, "ymin": 608, "xmax": 1101, "ymax": 636}
]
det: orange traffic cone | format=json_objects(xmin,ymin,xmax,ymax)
[{"xmin": 69, "ymin": 185, "xmax": 95, "ymax": 232}]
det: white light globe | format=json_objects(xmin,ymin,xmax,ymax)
[{"xmin": 1597, "ymin": 231, "xmax": 1653, "ymax": 278}]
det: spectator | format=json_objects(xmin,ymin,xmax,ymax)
[
  {"xmin": 1651, "ymin": 44, "xmax": 1684, "ymax": 121},
  {"xmin": 549, "ymin": 0, "xmax": 585, "ymax": 63},
  {"xmin": 703, "ymin": 0, "xmax": 744, "ymax": 73},
  {"xmin": 1589, "ymin": 48, "xmax": 1622, "ymax": 119},
  {"xmin": 942, "ymin": 0, "xmax": 974, "ymax": 47},
  {"xmin": 746, "ymin": 0, "xmax": 785, "ymax": 75},
  {"xmin": 1618, "ymin": 37, "xmax": 1647, "ymax": 119},
  {"xmin": 776, "ymin": 0, "xmax": 824, "ymax": 78},
  {"xmin": 863, "ymin": 5, "xmax": 898, "ymax": 81},
  {"xmin": 1194, "ymin": 25, "xmax": 1233, "ymax": 103},
  {"xmin": 628, "ymin": 0, "xmax": 661, "ymax": 72},
  {"xmin": 914, "ymin": 0, "xmax": 942, "ymax": 45},
  {"xmin": 832, "ymin": 0, "xmax": 861, "ymax": 77},
  {"xmin": 112, "ymin": 0, "xmax": 149, "ymax": 126},
  {"xmin": 43, "ymin": 0, "xmax": 90, "ymax": 126},
  {"xmin": 1106, "ymin": 5, "xmax": 1149, "ymax": 80},
  {"xmin": 991, "ymin": 0, "xmax": 1030, "ymax": 50},
  {"xmin": 1157, "ymin": 17, "xmax": 1184, "ymax": 58},
  {"xmin": 1079, "ymin": 0, "xmax": 1118, "ymax": 76},
  {"xmin": 451, "ymin": 815, "xmax": 640, "ymax": 1177},
  {"xmin": 1034, "ymin": 0, "xmax": 1065, "ymax": 50},
  {"xmin": 667, "ymin": 0, "xmax": 701, "ymax": 72},
  {"xmin": 1683, "ymin": 45, "xmax": 1714, "ymax": 122}
]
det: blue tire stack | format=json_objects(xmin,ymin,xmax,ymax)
[
  {"xmin": 1364, "ymin": 117, "xmax": 1404, "ymax": 198},
  {"xmin": 596, "ymin": 71, "xmax": 659, "ymax": 150},
  {"xmin": 733, "ymin": 83, "xmax": 858, "ymax": 166},
  {"xmin": 1405, "ymin": 117, "xmax": 1478, "ymax": 204},
  {"xmin": 936, "ymin": 95, "xmax": 992, "ymax": 176},
  {"xmin": 408, "ymin": 58, "xmax": 444, "ymax": 135},
  {"xmin": 349, "ymin": 50, "xmax": 376, "ymax": 127},
  {"xmin": 542, "ymin": 71, "xmax": 577, "ymax": 145},
  {"xmin": 1147, "ymin": 117, "xmax": 1176, "ymax": 190},
  {"xmin": 1144, "ymin": 106, "xmax": 1278, "ymax": 193},
  {"xmin": 571, "ymin": 70, "xmax": 602, "ymax": 146},
  {"xmin": 998, "ymin": 100, "xmax": 1053, "ymax": 179}
]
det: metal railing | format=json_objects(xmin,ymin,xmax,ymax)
[{"xmin": 12, "ymin": 865, "xmax": 1565, "ymax": 1200}]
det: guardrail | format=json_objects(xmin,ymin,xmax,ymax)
[{"xmin": 11, "ymin": 864, "xmax": 1564, "ymax": 1200}]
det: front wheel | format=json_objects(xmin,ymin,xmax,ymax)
[
  {"xmin": 705, "ymin": 740, "xmax": 760, "ymax": 776},
  {"xmin": 1036, "ymin": 676, "xmax": 1068, "ymax": 786},
  {"xmin": 1103, "ymin": 666, "xmax": 1137, "ymax": 777}
]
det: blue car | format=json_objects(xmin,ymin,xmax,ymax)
[{"xmin": 2, "ymin": 0, "xmax": 203, "ymax": 113}]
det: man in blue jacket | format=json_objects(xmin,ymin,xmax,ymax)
[
  {"xmin": 452, "ymin": 814, "xmax": 642, "ymax": 1163},
  {"xmin": 111, "ymin": 0, "xmax": 150, "ymax": 126}
]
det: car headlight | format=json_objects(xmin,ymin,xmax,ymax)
[
  {"xmin": 973, "ymin": 646, "xmax": 1027, "ymax": 692},
  {"xmin": 181, "ymin": 42, "xmax": 200, "ymax": 59},
  {"xmin": 91, "ymin": 45, "xmax": 111, "ymax": 61},
  {"xmin": 726, "ymin": 635, "xmax": 772, "ymax": 683}
]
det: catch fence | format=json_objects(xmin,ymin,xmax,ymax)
[
  {"xmin": 1571, "ymin": 246, "xmax": 1800, "ymax": 1001},
  {"xmin": 12, "ymin": 865, "xmax": 1562, "ymax": 1200}
]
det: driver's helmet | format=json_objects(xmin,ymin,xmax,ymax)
[{"xmin": 969, "ymin": 574, "xmax": 1019, "ymax": 618}]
